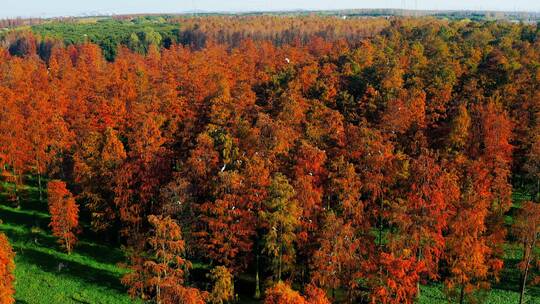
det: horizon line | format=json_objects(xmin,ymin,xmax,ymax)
[{"xmin": 2, "ymin": 7, "xmax": 540, "ymax": 20}]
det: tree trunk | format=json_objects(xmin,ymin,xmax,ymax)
[
  {"xmin": 156, "ymin": 276, "xmax": 161, "ymax": 304},
  {"xmin": 60, "ymin": 152, "xmax": 66, "ymax": 180},
  {"xmin": 520, "ymin": 240, "xmax": 535, "ymax": 304},
  {"xmin": 65, "ymin": 233, "xmax": 71, "ymax": 254},
  {"xmin": 519, "ymin": 269, "xmax": 528, "ymax": 304},
  {"xmin": 536, "ymin": 178, "xmax": 540, "ymax": 202},
  {"xmin": 254, "ymin": 249, "xmax": 261, "ymax": 299},
  {"xmin": 459, "ymin": 284, "xmax": 465, "ymax": 304},
  {"xmin": 38, "ymin": 173, "xmax": 42, "ymax": 201},
  {"xmin": 36, "ymin": 160, "xmax": 43, "ymax": 202},
  {"xmin": 378, "ymin": 197, "xmax": 384, "ymax": 248},
  {"xmin": 12, "ymin": 167, "xmax": 20, "ymax": 208},
  {"xmin": 417, "ymin": 247, "xmax": 423, "ymax": 299},
  {"xmin": 278, "ymin": 242, "xmax": 283, "ymax": 281}
]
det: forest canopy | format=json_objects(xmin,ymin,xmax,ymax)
[{"xmin": 0, "ymin": 15, "xmax": 539, "ymax": 304}]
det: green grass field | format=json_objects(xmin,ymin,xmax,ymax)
[
  {"xmin": 1, "ymin": 178, "xmax": 539, "ymax": 303},
  {"xmin": 0, "ymin": 180, "xmax": 138, "ymax": 304}
]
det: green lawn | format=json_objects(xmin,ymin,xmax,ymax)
[{"xmin": 0, "ymin": 180, "xmax": 138, "ymax": 304}]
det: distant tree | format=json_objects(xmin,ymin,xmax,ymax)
[
  {"xmin": 0, "ymin": 17, "xmax": 539, "ymax": 304},
  {"xmin": 304, "ymin": 284, "xmax": 331, "ymax": 304},
  {"xmin": 99, "ymin": 36, "xmax": 118, "ymax": 61},
  {"xmin": 47, "ymin": 180, "xmax": 79, "ymax": 254},
  {"xmin": 208, "ymin": 266, "xmax": 235, "ymax": 304},
  {"xmin": 371, "ymin": 253, "xmax": 424, "ymax": 304},
  {"xmin": 448, "ymin": 104, "xmax": 471, "ymax": 152},
  {"xmin": 0, "ymin": 232, "xmax": 15, "ymax": 304},
  {"xmin": 127, "ymin": 32, "xmax": 143, "ymax": 54},
  {"xmin": 141, "ymin": 29, "xmax": 162, "ymax": 53},
  {"xmin": 8, "ymin": 32, "xmax": 37, "ymax": 57},
  {"xmin": 263, "ymin": 282, "xmax": 307, "ymax": 304},
  {"xmin": 512, "ymin": 201, "xmax": 540, "ymax": 304}
]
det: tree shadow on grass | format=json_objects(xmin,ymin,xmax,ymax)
[
  {"xmin": 18, "ymin": 247, "xmax": 126, "ymax": 293},
  {"xmin": 0, "ymin": 184, "xmax": 48, "ymax": 214},
  {"xmin": 0, "ymin": 213, "xmax": 127, "ymax": 269},
  {"xmin": 18, "ymin": 189, "xmax": 48, "ymax": 214},
  {"xmin": 75, "ymin": 240, "xmax": 127, "ymax": 266},
  {"xmin": 493, "ymin": 258, "xmax": 521, "ymax": 293},
  {"xmin": 492, "ymin": 257, "xmax": 540, "ymax": 299},
  {"xmin": 0, "ymin": 225, "xmax": 57, "ymax": 250},
  {"xmin": 0, "ymin": 205, "xmax": 49, "ymax": 231}
]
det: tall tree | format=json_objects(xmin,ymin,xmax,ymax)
[
  {"xmin": 312, "ymin": 212, "xmax": 370, "ymax": 303},
  {"xmin": 47, "ymin": 180, "xmax": 79, "ymax": 254},
  {"xmin": 122, "ymin": 215, "xmax": 207, "ymax": 304},
  {"xmin": 292, "ymin": 142, "xmax": 327, "ymax": 283},
  {"xmin": 208, "ymin": 266, "xmax": 235, "ymax": 304},
  {"xmin": 114, "ymin": 116, "xmax": 172, "ymax": 237},
  {"xmin": 389, "ymin": 153, "xmax": 460, "ymax": 294},
  {"xmin": 524, "ymin": 131, "xmax": 540, "ymax": 199},
  {"xmin": 512, "ymin": 201, "xmax": 540, "ymax": 304},
  {"xmin": 196, "ymin": 170, "xmax": 254, "ymax": 272},
  {"xmin": 261, "ymin": 173, "xmax": 300, "ymax": 282},
  {"xmin": 371, "ymin": 253, "xmax": 424, "ymax": 304},
  {"xmin": 444, "ymin": 160, "xmax": 502, "ymax": 304},
  {"xmin": 73, "ymin": 127, "xmax": 126, "ymax": 232}
]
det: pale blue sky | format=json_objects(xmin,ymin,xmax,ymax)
[{"xmin": 2, "ymin": 0, "xmax": 539, "ymax": 18}]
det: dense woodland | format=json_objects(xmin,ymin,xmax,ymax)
[{"xmin": 0, "ymin": 16, "xmax": 540, "ymax": 304}]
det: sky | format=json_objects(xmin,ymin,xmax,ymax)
[{"xmin": 1, "ymin": 0, "xmax": 540, "ymax": 18}]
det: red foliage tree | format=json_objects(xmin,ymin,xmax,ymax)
[
  {"xmin": 389, "ymin": 153, "xmax": 460, "ymax": 288},
  {"xmin": 371, "ymin": 253, "xmax": 424, "ymax": 304},
  {"xmin": 312, "ymin": 212, "xmax": 370, "ymax": 303},
  {"xmin": 122, "ymin": 215, "xmax": 207, "ymax": 304},
  {"xmin": 196, "ymin": 170, "xmax": 255, "ymax": 271},
  {"xmin": 512, "ymin": 201, "xmax": 540, "ymax": 304},
  {"xmin": 47, "ymin": 180, "xmax": 79, "ymax": 254},
  {"xmin": 74, "ymin": 127, "xmax": 126, "ymax": 232},
  {"xmin": 444, "ymin": 159, "xmax": 502, "ymax": 304},
  {"xmin": 0, "ymin": 232, "xmax": 15, "ymax": 304},
  {"xmin": 264, "ymin": 282, "xmax": 307, "ymax": 304},
  {"xmin": 304, "ymin": 284, "xmax": 331, "ymax": 304}
]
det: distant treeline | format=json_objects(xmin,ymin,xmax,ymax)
[
  {"xmin": 0, "ymin": 17, "xmax": 45, "ymax": 28},
  {"xmin": 2, "ymin": 13, "xmax": 539, "ymax": 61},
  {"xmin": 1, "ymin": 16, "xmax": 391, "ymax": 61}
]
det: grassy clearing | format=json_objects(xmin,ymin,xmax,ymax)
[{"xmin": 0, "ymin": 180, "xmax": 138, "ymax": 304}]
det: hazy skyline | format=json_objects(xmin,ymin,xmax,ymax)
[{"xmin": 2, "ymin": 0, "xmax": 540, "ymax": 18}]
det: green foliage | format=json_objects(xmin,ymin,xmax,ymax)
[
  {"xmin": 261, "ymin": 173, "xmax": 300, "ymax": 281},
  {"xmin": 29, "ymin": 18, "xmax": 179, "ymax": 60}
]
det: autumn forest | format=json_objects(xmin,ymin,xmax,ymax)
[{"xmin": 0, "ymin": 14, "xmax": 540, "ymax": 304}]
